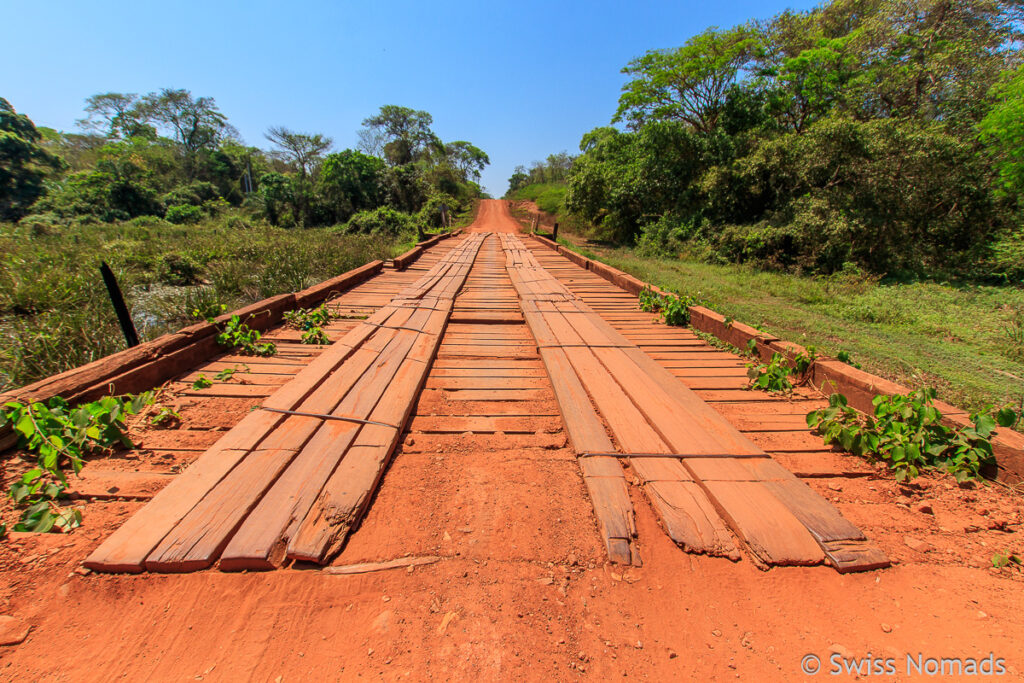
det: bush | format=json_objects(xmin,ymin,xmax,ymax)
[
  {"xmin": 158, "ymin": 254, "xmax": 202, "ymax": 285},
  {"xmin": 342, "ymin": 206, "xmax": 417, "ymax": 237},
  {"xmin": 17, "ymin": 213, "xmax": 63, "ymax": 236},
  {"xmin": 417, "ymin": 193, "xmax": 460, "ymax": 228},
  {"xmin": 161, "ymin": 181, "xmax": 220, "ymax": 209},
  {"xmin": 165, "ymin": 204, "xmax": 204, "ymax": 225}
]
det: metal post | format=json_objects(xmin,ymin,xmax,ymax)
[
  {"xmin": 553, "ymin": 222, "xmax": 559, "ymax": 240},
  {"xmin": 100, "ymin": 262, "xmax": 140, "ymax": 347}
]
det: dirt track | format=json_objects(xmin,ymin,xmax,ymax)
[{"xmin": 1, "ymin": 200, "xmax": 1023, "ymax": 680}]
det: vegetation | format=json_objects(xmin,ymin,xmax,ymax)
[
  {"xmin": 1, "ymin": 392, "xmax": 153, "ymax": 532},
  {"xmin": 545, "ymin": 241, "xmax": 1024, "ymax": 416},
  {"xmin": 510, "ymin": 0, "xmax": 1024, "ymax": 282},
  {"xmin": 0, "ymin": 93, "xmax": 487, "ymax": 390},
  {"xmin": 284, "ymin": 304, "xmax": 335, "ymax": 345},
  {"xmin": 807, "ymin": 390, "xmax": 1020, "ymax": 482}
]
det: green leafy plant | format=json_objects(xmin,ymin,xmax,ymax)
[
  {"xmin": 1, "ymin": 392, "xmax": 153, "ymax": 532},
  {"xmin": 284, "ymin": 303, "xmax": 334, "ymax": 329},
  {"xmin": 638, "ymin": 287, "xmax": 664, "ymax": 313},
  {"xmin": 150, "ymin": 405, "xmax": 181, "ymax": 428},
  {"xmin": 992, "ymin": 551, "xmax": 1022, "ymax": 569},
  {"xmin": 660, "ymin": 293, "xmax": 697, "ymax": 326},
  {"xmin": 214, "ymin": 315, "xmax": 276, "ymax": 356},
  {"xmin": 285, "ymin": 304, "xmax": 335, "ymax": 345},
  {"xmin": 301, "ymin": 327, "xmax": 330, "ymax": 345},
  {"xmin": 746, "ymin": 352, "xmax": 796, "ymax": 393},
  {"xmin": 214, "ymin": 364, "xmax": 249, "ymax": 381},
  {"xmin": 191, "ymin": 374, "xmax": 213, "ymax": 390},
  {"xmin": 837, "ymin": 349, "xmax": 861, "ymax": 369},
  {"xmin": 807, "ymin": 390, "xmax": 1019, "ymax": 482}
]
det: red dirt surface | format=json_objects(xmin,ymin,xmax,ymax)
[{"xmin": 0, "ymin": 200, "xmax": 1022, "ymax": 680}]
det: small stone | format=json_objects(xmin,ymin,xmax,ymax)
[
  {"xmin": 367, "ymin": 648, "xmax": 374, "ymax": 657},
  {"xmin": 978, "ymin": 611, "xmax": 988, "ymax": 619},
  {"xmin": 668, "ymin": 651, "xmax": 678, "ymax": 659},
  {"xmin": 75, "ymin": 566, "xmax": 91, "ymax": 576},
  {"xmin": 711, "ymin": 629, "xmax": 722, "ymax": 637},
  {"xmin": 634, "ymin": 641, "xmax": 643, "ymax": 649},
  {"xmin": 830, "ymin": 644, "xmax": 851, "ymax": 659},
  {"xmin": 443, "ymin": 531, "xmax": 452, "ymax": 541},
  {"xmin": 827, "ymin": 482, "xmax": 843, "ymax": 492},
  {"xmin": 881, "ymin": 623, "xmax": 892, "ymax": 633},
  {"xmin": 0, "ymin": 616, "xmax": 30, "ymax": 646},
  {"xmin": 904, "ymin": 536, "xmax": 932, "ymax": 553},
  {"xmin": 382, "ymin": 595, "xmax": 391, "ymax": 602},
  {"xmin": 567, "ymin": 553, "xmax": 578, "ymax": 566},
  {"xmin": 915, "ymin": 501, "xmax": 935, "ymax": 515},
  {"xmin": 405, "ymin": 436, "xmax": 415, "ymax": 447}
]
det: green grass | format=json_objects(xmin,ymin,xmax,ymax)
[
  {"xmin": 558, "ymin": 234, "xmax": 1024, "ymax": 416},
  {"xmin": 508, "ymin": 183, "xmax": 567, "ymax": 215},
  {"xmin": 0, "ymin": 212, "xmax": 403, "ymax": 392}
]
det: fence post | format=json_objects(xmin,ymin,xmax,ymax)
[{"xmin": 100, "ymin": 262, "xmax": 140, "ymax": 348}]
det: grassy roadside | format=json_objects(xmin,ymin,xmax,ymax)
[
  {"xmin": 551, "ymin": 230, "xmax": 1024, "ymax": 418},
  {"xmin": 0, "ymin": 213, "xmax": 407, "ymax": 392}
]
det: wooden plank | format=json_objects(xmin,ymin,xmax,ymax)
[
  {"xmin": 287, "ymin": 356, "xmax": 429, "ymax": 563},
  {"xmin": 699, "ymin": 480, "xmax": 824, "ymax": 566}
]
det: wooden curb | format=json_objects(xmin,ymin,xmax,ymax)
[
  {"xmin": 394, "ymin": 229, "xmax": 460, "ymax": 270},
  {"xmin": 393, "ymin": 246, "xmax": 423, "ymax": 270},
  {"xmin": 528, "ymin": 234, "xmax": 1024, "ymax": 484}
]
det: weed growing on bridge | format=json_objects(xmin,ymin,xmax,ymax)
[
  {"xmin": 807, "ymin": 390, "xmax": 1020, "ymax": 482},
  {"xmin": 745, "ymin": 345, "xmax": 817, "ymax": 394},
  {"xmin": 214, "ymin": 315, "xmax": 276, "ymax": 357},
  {"xmin": 0, "ymin": 392, "xmax": 153, "ymax": 532},
  {"xmin": 284, "ymin": 304, "xmax": 334, "ymax": 345}
]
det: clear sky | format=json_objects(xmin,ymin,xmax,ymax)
[{"xmin": 3, "ymin": 0, "xmax": 821, "ymax": 196}]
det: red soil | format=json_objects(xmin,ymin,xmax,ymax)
[{"xmin": 0, "ymin": 200, "xmax": 1022, "ymax": 680}]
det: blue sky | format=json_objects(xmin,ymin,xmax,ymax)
[{"xmin": 3, "ymin": 0, "xmax": 820, "ymax": 196}]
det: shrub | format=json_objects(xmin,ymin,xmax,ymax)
[
  {"xmin": 165, "ymin": 204, "xmax": 204, "ymax": 225},
  {"xmin": 342, "ymin": 206, "xmax": 417, "ymax": 237}
]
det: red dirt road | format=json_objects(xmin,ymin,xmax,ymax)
[
  {"xmin": 1, "ymin": 201, "xmax": 1023, "ymax": 680},
  {"xmin": 465, "ymin": 199, "xmax": 521, "ymax": 232}
]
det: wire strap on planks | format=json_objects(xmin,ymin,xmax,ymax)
[
  {"xmin": 261, "ymin": 406, "xmax": 401, "ymax": 430},
  {"xmin": 577, "ymin": 451, "xmax": 770, "ymax": 460}
]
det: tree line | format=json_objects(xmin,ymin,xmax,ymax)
[
  {"xmin": 1, "ymin": 90, "xmax": 489, "ymax": 234},
  {"xmin": 511, "ymin": 0, "xmax": 1024, "ymax": 281}
]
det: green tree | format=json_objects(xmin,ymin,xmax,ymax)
[
  {"xmin": 141, "ymin": 89, "xmax": 234, "ymax": 178},
  {"xmin": 979, "ymin": 64, "xmax": 1024, "ymax": 196},
  {"xmin": 444, "ymin": 141, "xmax": 490, "ymax": 182},
  {"xmin": 360, "ymin": 105, "xmax": 440, "ymax": 166},
  {"xmin": 0, "ymin": 98, "xmax": 64, "ymax": 220},
  {"xmin": 77, "ymin": 92, "xmax": 155, "ymax": 139},
  {"xmin": 319, "ymin": 149, "xmax": 386, "ymax": 222},
  {"xmin": 265, "ymin": 126, "xmax": 333, "ymax": 225},
  {"xmin": 615, "ymin": 26, "xmax": 759, "ymax": 132}
]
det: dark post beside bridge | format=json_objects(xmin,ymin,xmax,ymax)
[{"xmin": 100, "ymin": 261, "xmax": 140, "ymax": 348}]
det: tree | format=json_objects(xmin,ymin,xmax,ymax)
[
  {"xmin": 444, "ymin": 141, "xmax": 490, "ymax": 181},
  {"xmin": 0, "ymin": 98, "xmax": 64, "ymax": 220},
  {"xmin": 265, "ymin": 126, "xmax": 333, "ymax": 226},
  {"xmin": 319, "ymin": 149, "xmax": 386, "ymax": 222},
  {"xmin": 507, "ymin": 166, "xmax": 529, "ymax": 195},
  {"xmin": 980, "ymin": 64, "xmax": 1024, "ymax": 196},
  {"xmin": 615, "ymin": 26, "xmax": 759, "ymax": 132},
  {"xmin": 77, "ymin": 92, "xmax": 154, "ymax": 139},
  {"xmin": 141, "ymin": 89, "xmax": 234, "ymax": 177},
  {"xmin": 265, "ymin": 126, "xmax": 333, "ymax": 179},
  {"xmin": 360, "ymin": 105, "xmax": 439, "ymax": 165}
]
